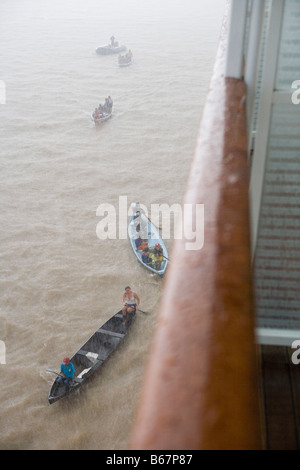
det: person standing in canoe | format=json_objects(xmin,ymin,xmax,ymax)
[
  {"xmin": 122, "ymin": 286, "xmax": 140, "ymax": 323},
  {"xmin": 57, "ymin": 357, "xmax": 75, "ymax": 387}
]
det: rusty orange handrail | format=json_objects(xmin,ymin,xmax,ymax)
[{"xmin": 128, "ymin": 13, "xmax": 261, "ymax": 451}]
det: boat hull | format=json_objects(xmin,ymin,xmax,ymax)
[
  {"xmin": 91, "ymin": 111, "xmax": 112, "ymax": 125},
  {"xmin": 96, "ymin": 44, "xmax": 126, "ymax": 55},
  {"xmin": 118, "ymin": 58, "xmax": 132, "ymax": 67},
  {"xmin": 48, "ymin": 310, "xmax": 135, "ymax": 404},
  {"xmin": 128, "ymin": 209, "xmax": 168, "ymax": 276}
]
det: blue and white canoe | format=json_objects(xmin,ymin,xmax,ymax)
[{"xmin": 128, "ymin": 207, "xmax": 168, "ymax": 276}]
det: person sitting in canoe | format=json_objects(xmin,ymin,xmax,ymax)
[
  {"xmin": 92, "ymin": 108, "xmax": 100, "ymax": 118},
  {"xmin": 98, "ymin": 104, "xmax": 105, "ymax": 115},
  {"xmin": 148, "ymin": 249, "xmax": 155, "ymax": 265},
  {"xmin": 150, "ymin": 243, "xmax": 164, "ymax": 270},
  {"xmin": 135, "ymin": 235, "xmax": 142, "ymax": 248},
  {"xmin": 142, "ymin": 247, "xmax": 152, "ymax": 265},
  {"xmin": 57, "ymin": 357, "xmax": 75, "ymax": 387},
  {"xmin": 135, "ymin": 233, "xmax": 148, "ymax": 248},
  {"xmin": 154, "ymin": 251, "xmax": 164, "ymax": 270},
  {"xmin": 137, "ymin": 240, "xmax": 148, "ymax": 251},
  {"xmin": 153, "ymin": 242, "xmax": 163, "ymax": 255},
  {"xmin": 122, "ymin": 286, "xmax": 140, "ymax": 324}
]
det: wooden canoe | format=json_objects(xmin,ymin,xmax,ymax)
[
  {"xmin": 48, "ymin": 310, "xmax": 135, "ymax": 404},
  {"xmin": 128, "ymin": 206, "xmax": 168, "ymax": 276}
]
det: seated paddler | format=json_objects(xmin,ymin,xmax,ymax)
[{"xmin": 57, "ymin": 357, "xmax": 75, "ymax": 387}]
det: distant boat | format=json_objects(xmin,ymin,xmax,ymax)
[
  {"xmin": 128, "ymin": 204, "xmax": 168, "ymax": 277},
  {"xmin": 96, "ymin": 43, "xmax": 126, "ymax": 55},
  {"xmin": 48, "ymin": 310, "xmax": 136, "ymax": 404},
  {"xmin": 91, "ymin": 98, "xmax": 113, "ymax": 125},
  {"xmin": 118, "ymin": 52, "xmax": 133, "ymax": 67}
]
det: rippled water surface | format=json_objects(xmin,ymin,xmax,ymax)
[{"xmin": 0, "ymin": 0, "xmax": 225, "ymax": 450}]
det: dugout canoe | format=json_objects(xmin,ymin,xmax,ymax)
[{"xmin": 48, "ymin": 309, "xmax": 135, "ymax": 404}]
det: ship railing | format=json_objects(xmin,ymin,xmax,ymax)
[{"xmin": 128, "ymin": 1, "xmax": 261, "ymax": 450}]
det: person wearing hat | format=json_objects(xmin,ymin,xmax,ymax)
[
  {"xmin": 152, "ymin": 243, "xmax": 164, "ymax": 270},
  {"xmin": 153, "ymin": 242, "xmax": 162, "ymax": 252},
  {"xmin": 57, "ymin": 357, "xmax": 75, "ymax": 387},
  {"xmin": 122, "ymin": 286, "xmax": 140, "ymax": 324},
  {"xmin": 137, "ymin": 240, "xmax": 148, "ymax": 251},
  {"xmin": 151, "ymin": 242, "xmax": 163, "ymax": 257}
]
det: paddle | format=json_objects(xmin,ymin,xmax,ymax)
[
  {"xmin": 46, "ymin": 368, "xmax": 62, "ymax": 377},
  {"xmin": 46, "ymin": 368, "xmax": 82, "ymax": 384},
  {"xmin": 136, "ymin": 308, "xmax": 149, "ymax": 315}
]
